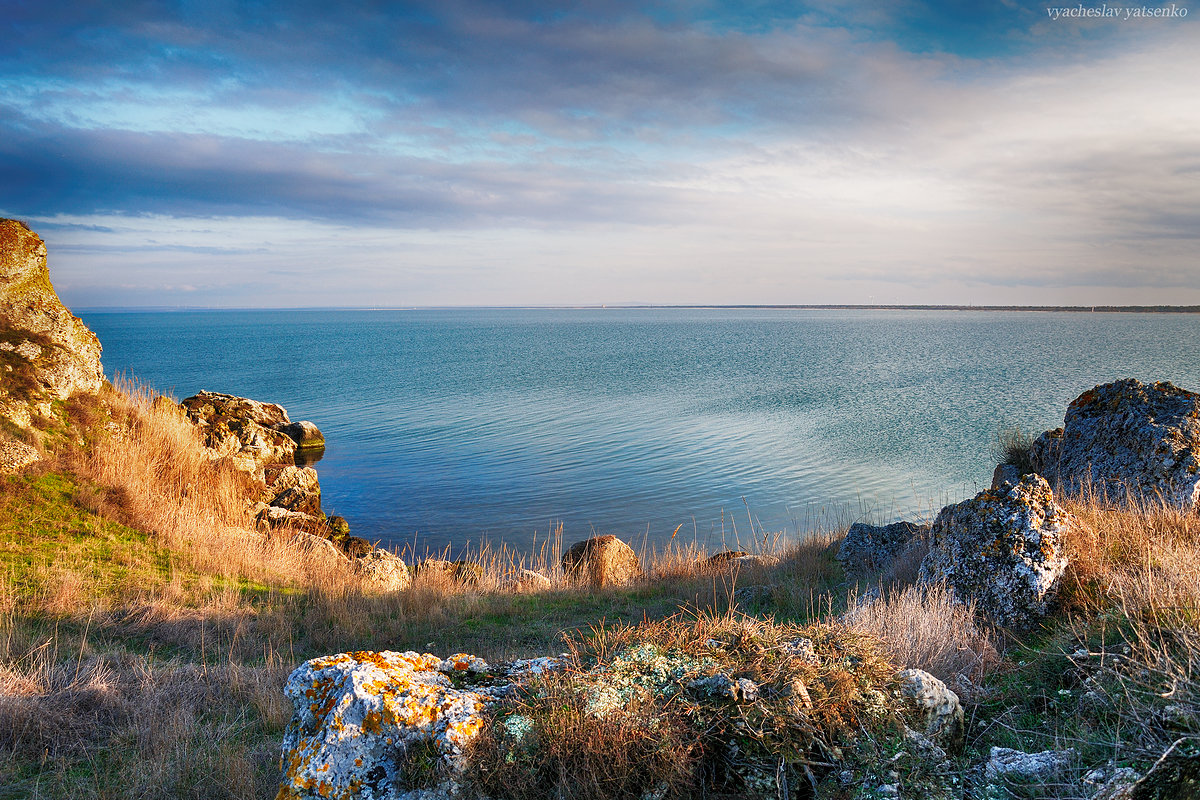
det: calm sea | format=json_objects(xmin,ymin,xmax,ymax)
[{"xmin": 79, "ymin": 308, "xmax": 1200, "ymax": 557}]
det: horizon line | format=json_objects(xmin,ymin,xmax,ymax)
[{"xmin": 73, "ymin": 303, "xmax": 1200, "ymax": 314}]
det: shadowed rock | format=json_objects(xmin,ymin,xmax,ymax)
[{"xmin": 837, "ymin": 521, "xmax": 929, "ymax": 577}]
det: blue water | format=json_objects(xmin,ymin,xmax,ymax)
[{"xmin": 79, "ymin": 308, "xmax": 1200, "ymax": 556}]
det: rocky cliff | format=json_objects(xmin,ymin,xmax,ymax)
[{"xmin": 0, "ymin": 218, "xmax": 104, "ymax": 430}]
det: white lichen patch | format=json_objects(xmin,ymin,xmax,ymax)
[{"xmin": 583, "ymin": 643, "xmax": 715, "ymax": 716}]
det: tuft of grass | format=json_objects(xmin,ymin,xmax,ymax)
[{"xmin": 993, "ymin": 426, "xmax": 1036, "ymax": 474}]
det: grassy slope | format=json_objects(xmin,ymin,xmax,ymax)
[{"xmin": 0, "ymin": 385, "xmax": 1196, "ymax": 799}]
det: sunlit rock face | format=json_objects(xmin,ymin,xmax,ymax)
[
  {"xmin": 919, "ymin": 474, "xmax": 1072, "ymax": 629},
  {"xmin": 1031, "ymin": 378, "xmax": 1200, "ymax": 511},
  {"xmin": 275, "ymin": 650, "xmax": 514, "ymax": 800},
  {"xmin": 0, "ymin": 219, "xmax": 104, "ymax": 428}
]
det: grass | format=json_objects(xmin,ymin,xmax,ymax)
[{"xmin": 0, "ymin": 375, "xmax": 1198, "ymax": 799}]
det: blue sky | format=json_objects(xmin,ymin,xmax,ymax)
[{"xmin": 1, "ymin": 0, "xmax": 1197, "ymax": 307}]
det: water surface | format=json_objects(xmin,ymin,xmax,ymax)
[{"xmin": 81, "ymin": 308, "xmax": 1200, "ymax": 556}]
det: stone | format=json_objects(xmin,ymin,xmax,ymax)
[
  {"xmin": 289, "ymin": 531, "xmax": 346, "ymax": 563},
  {"xmin": 502, "ymin": 568, "xmax": 552, "ymax": 593},
  {"xmin": 415, "ymin": 559, "xmax": 483, "ymax": 586},
  {"xmin": 561, "ymin": 534, "xmax": 642, "ymax": 587},
  {"xmin": 0, "ymin": 436, "xmax": 40, "ymax": 473},
  {"xmin": 919, "ymin": 474, "xmax": 1073, "ymax": 629},
  {"xmin": 981, "ymin": 747, "xmax": 1076, "ymax": 796},
  {"xmin": 277, "ymin": 650, "xmax": 506, "ymax": 800},
  {"xmin": 991, "ymin": 463, "xmax": 1022, "ymax": 489},
  {"xmin": 1030, "ymin": 379, "xmax": 1200, "ymax": 510},
  {"xmin": 352, "ymin": 550, "xmax": 411, "ymax": 592},
  {"xmin": 259, "ymin": 505, "xmax": 325, "ymax": 533},
  {"xmin": 337, "ymin": 534, "xmax": 375, "ymax": 558},
  {"xmin": 266, "ymin": 465, "xmax": 322, "ymax": 516},
  {"xmin": 897, "ymin": 669, "xmax": 964, "ymax": 751},
  {"xmin": 0, "ymin": 219, "xmax": 104, "ymax": 429},
  {"xmin": 181, "ymin": 391, "xmax": 298, "ymax": 476},
  {"xmin": 700, "ymin": 550, "xmax": 749, "ymax": 570},
  {"xmin": 837, "ymin": 521, "xmax": 929, "ymax": 577},
  {"xmin": 280, "ymin": 419, "xmax": 325, "ymax": 451}
]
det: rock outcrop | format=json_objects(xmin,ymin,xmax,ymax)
[
  {"xmin": 837, "ymin": 521, "xmax": 929, "ymax": 577},
  {"xmin": 561, "ymin": 534, "xmax": 642, "ymax": 587},
  {"xmin": 0, "ymin": 219, "xmax": 104, "ymax": 429},
  {"xmin": 919, "ymin": 474, "xmax": 1073, "ymax": 629},
  {"xmin": 1031, "ymin": 379, "xmax": 1200, "ymax": 510}
]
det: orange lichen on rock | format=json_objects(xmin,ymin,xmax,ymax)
[{"xmin": 276, "ymin": 650, "xmax": 502, "ymax": 800}]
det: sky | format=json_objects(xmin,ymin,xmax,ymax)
[{"xmin": 1, "ymin": 0, "xmax": 1197, "ymax": 308}]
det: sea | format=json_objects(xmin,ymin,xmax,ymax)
[{"xmin": 79, "ymin": 308, "xmax": 1200, "ymax": 557}]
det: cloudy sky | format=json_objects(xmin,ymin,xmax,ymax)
[{"xmin": 2, "ymin": 1, "xmax": 1197, "ymax": 307}]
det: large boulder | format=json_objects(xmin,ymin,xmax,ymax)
[
  {"xmin": 1030, "ymin": 379, "xmax": 1200, "ymax": 510},
  {"xmin": 561, "ymin": 534, "xmax": 642, "ymax": 587},
  {"xmin": 837, "ymin": 521, "xmax": 929, "ymax": 577},
  {"xmin": 0, "ymin": 219, "xmax": 104, "ymax": 428},
  {"xmin": 919, "ymin": 474, "xmax": 1073, "ymax": 629}
]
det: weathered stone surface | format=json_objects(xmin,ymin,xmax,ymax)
[
  {"xmin": 181, "ymin": 391, "xmax": 298, "ymax": 476},
  {"xmin": 991, "ymin": 463, "xmax": 1022, "ymax": 489},
  {"xmin": 258, "ymin": 505, "xmax": 324, "ymax": 533},
  {"xmin": 919, "ymin": 474, "xmax": 1072, "ymax": 629},
  {"xmin": 277, "ymin": 651, "xmax": 502, "ymax": 800},
  {"xmin": 898, "ymin": 669, "xmax": 964, "ymax": 751},
  {"xmin": 289, "ymin": 531, "xmax": 346, "ymax": 562},
  {"xmin": 0, "ymin": 436, "xmax": 40, "ymax": 473},
  {"xmin": 837, "ymin": 521, "xmax": 929, "ymax": 577},
  {"xmin": 0, "ymin": 219, "xmax": 104, "ymax": 428},
  {"xmin": 502, "ymin": 568, "xmax": 552, "ymax": 593},
  {"xmin": 561, "ymin": 534, "xmax": 642, "ymax": 587},
  {"xmin": 353, "ymin": 550, "xmax": 411, "ymax": 592},
  {"xmin": 266, "ymin": 465, "xmax": 322, "ymax": 516},
  {"xmin": 1031, "ymin": 379, "xmax": 1200, "ymax": 510},
  {"xmin": 981, "ymin": 747, "xmax": 1076, "ymax": 796}
]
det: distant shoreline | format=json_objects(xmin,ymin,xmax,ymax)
[{"xmin": 75, "ymin": 304, "xmax": 1200, "ymax": 313}]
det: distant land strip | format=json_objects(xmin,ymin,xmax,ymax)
[
  {"xmin": 632, "ymin": 304, "xmax": 1200, "ymax": 313},
  {"xmin": 76, "ymin": 304, "xmax": 1200, "ymax": 313}
]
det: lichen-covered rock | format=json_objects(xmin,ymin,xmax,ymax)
[
  {"xmin": 414, "ymin": 559, "xmax": 482, "ymax": 586},
  {"xmin": 561, "ymin": 534, "xmax": 642, "ymax": 587},
  {"xmin": 0, "ymin": 219, "xmax": 104, "ymax": 428},
  {"xmin": 919, "ymin": 474, "xmax": 1072, "ymax": 629},
  {"xmin": 353, "ymin": 550, "xmax": 411, "ymax": 593},
  {"xmin": 837, "ymin": 521, "xmax": 929, "ymax": 577},
  {"xmin": 277, "ymin": 651, "xmax": 505, "ymax": 800},
  {"xmin": 898, "ymin": 669, "xmax": 964, "ymax": 751},
  {"xmin": 1031, "ymin": 379, "xmax": 1200, "ymax": 510}
]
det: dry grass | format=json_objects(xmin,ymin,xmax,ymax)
[
  {"xmin": 843, "ymin": 582, "xmax": 1000, "ymax": 697},
  {"xmin": 468, "ymin": 610, "xmax": 906, "ymax": 800}
]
